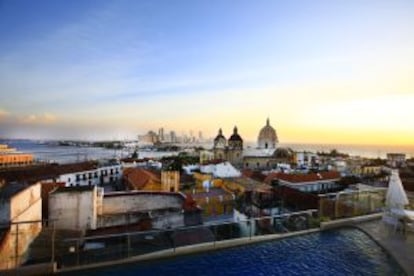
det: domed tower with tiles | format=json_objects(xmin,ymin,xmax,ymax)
[
  {"xmin": 227, "ymin": 126, "xmax": 243, "ymax": 167},
  {"xmin": 212, "ymin": 126, "xmax": 244, "ymax": 167},
  {"xmin": 213, "ymin": 128, "xmax": 227, "ymax": 161},
  {"xmin": 258, "ymin": 118, "xmax": 278, "ymax": 149}
]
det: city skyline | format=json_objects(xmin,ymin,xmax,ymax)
[{"xmin": 1, "ymin": 0, "xmax": 414, "ymax": 145}]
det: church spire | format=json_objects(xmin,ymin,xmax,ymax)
[
  {"xmin": 233, "ymin": 126, "xmax": 238, "ymax": 134},
  {"xmin": 266, "ymin": 117, "xmax": 270, "ymax": 126}
]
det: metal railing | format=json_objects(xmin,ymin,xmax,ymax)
[
  {"xmin": 318, "ymin": 188, "xmax": 386, "ymax": 220},
  {"xmin": 55, "ymin": 209, "xmax": 318, "ymax": 269}
]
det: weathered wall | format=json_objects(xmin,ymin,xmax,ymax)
[
  {"xmin": 10, "ymin": 184, "xmax": 41, "ymax": 221},
  {"xmin": 49, "ymin": 188, "xmax": 97, "ymax": 230},
  {"xmin": 0, "ymin": 183, "xmax": 42, "ymax": 269},
  {"xmin": 101, "ymin": 193, "xmax": 183, "ymax": 214},
  {"xmin": 152, "ymin": 211, "xmax": 183, "ymax": 229},
  {"xmin": 98, "ymin": 193, "xmax": 185, "ymax": 229},
  {"xmin": 97, "ymin": 209, "xmax": 184, "ymax": 229}
]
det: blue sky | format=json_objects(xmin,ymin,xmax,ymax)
[{"xmin": 0, "ymin": 0, "xmax": 414, "ymax": 144}]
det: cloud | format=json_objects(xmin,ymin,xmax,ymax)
[
  {"xmin": 0, "ymin": 108, "xmax": 9, "ymax": 119},
  {"xmin": 20, "ymin": 113, "xmax": 57, "ymax": 124}
]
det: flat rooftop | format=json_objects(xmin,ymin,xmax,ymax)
[{"xmin": 357, "ymin": 219, "xmax": 414, "ymax": 276}]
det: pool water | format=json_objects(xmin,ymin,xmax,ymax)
[{"xmin": 77, "ymin": 229, "xmax": 405, "ymax": 275}]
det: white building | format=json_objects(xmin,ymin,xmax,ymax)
[
  {"xmin": 55, "ymin": 161, "xmax": 122, "ymax": 187},
  {"xmin": 294, "ymin": 151, "xmax": 318, "ymax": 168},
  {"xmin": 386, "ymin": 153, "xmax": 406, "ymax": 168},
  {"xmin": 275, "ymin": 171, "xmax": 341, "ymax": 193}
]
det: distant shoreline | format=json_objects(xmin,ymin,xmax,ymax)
[{"xmin": 1, "ymin": 139, "xmax": 413, "ymax": 161}]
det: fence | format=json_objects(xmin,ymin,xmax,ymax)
[
  {"xmin": 0, "ymin": 220, "xmax": 43, "ymax": 270},
  {"xmin": 0, "ymin": 188, "xmax": 388, "ymax": 271},
  {"xmin": 45, "ymin": 209, "xmax": 318, "ymax": 269},
  {"xmin": 319, "ymin": 188, "xmax": 386, "ymax": 219}
]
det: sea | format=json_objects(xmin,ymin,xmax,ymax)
[{"xmin": 1, "ymin": 139, "xmax": 413, "ymax": 164}]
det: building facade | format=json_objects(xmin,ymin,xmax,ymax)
[
  {"xmin": 56, "ymin": 162, "xmax": 122, "ymax": 187},
  {"xmin": 212, "ymin": 127, "xmax": 243, "ymax": 167},
  {"xmin": 0, "ymin": 183, "xmax": 42, "ymax": 269},
  {"xmin": 0, "ymin": 144, "xmax": 33, "ymax": 168},
  {"xmin": 257, "ymin": 118, "xmax": 278, "ymax": 149}
]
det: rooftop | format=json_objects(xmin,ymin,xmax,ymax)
[
  {"xmin": 53, "ymin": 185, "xmax": 96, "ymax": 194},
  {"xmin": 356, "ymin": 219, "xmax": 414, "ymax": 276},
  {"xmin": 231, "ymin": 177, "xmax": 272, "ymax": 192},
  {"xmin": 0, "ymin": 161, "xmax": 101, "ymax": 183},
  {"xmin": 265, "ymin": 171, "xmax": 341, "ymax": 184},
  {"xmin": 123, "ymin": 168, "xmax": 161, "ymax": 189}
]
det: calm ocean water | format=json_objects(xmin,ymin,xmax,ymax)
[
  {"xmin": 1, "ymin": 139, "xmax": 413, "ymax": 164},
  {"xmin": 0, "ymin": 139, "xmax": 176, "ymax": 164}
]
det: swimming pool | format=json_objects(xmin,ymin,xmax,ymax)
[{"xmin": 69, "ymin": 228, "xmax": 405, "ymax": 275}]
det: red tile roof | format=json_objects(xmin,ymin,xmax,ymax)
[
  {"xmin": 265, "ymin": 171, "xmax": 340, "ymax": 184},
  {"xmin": 0, "ymin": 161, "xmax": 98, "ymax": 184},
  {"xmin": 123, "ymin": 168, "xmax": 160, "ymax": 190},
  {"xmin": 242, "ymin": 169, "xmax": 267, "ymax": 182},
  {"xmin": 264, "ymin": 172, "xmax": 282, "ymax": 185}
]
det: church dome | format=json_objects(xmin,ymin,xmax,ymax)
[
  {"xmin": 214, "ymin": 128, "xmax": 227, "ymax": 149},
  {"xmin": 228, "ymin": 126, "xmax": 243, "ymax": 150},
  {"xmin": 258, "ymin": 118, "xmax": 278, "ymax": 149},
  {"xmin": 229, "ymin": 126, "xmax": 243, "ymax": 142},
  {"xmin": 273, "ymin": 147, "xmax": 293, "ymax": 159}
]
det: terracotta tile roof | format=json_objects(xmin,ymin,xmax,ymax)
[
  {"xmin": 0, "ymin": 161, "xmax": 98, "ymax": 184},
  {"xmin": 123, "ymin": 168, "xmax": 161, "ymax": 190},
  {"xmin": 265, "ymin": 171, "xmax": 340, "ymax": 184},
  {"xmin": 264, "ymin": 172, "xmax": 282, "ymax": 185},
  {"xmin": 242, "ymin": 169, "xmax": 266, "ymax": 182}
]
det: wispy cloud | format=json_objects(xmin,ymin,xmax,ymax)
[
  {"xmin": 20, "ymin": 113, "xmax": 58, "ymax": 125},
  {"xmin": 0, "ymin": 109, "xmax": 9, "ymax": 121}
]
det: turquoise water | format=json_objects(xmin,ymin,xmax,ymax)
[{"xmin": 74, "ymin": 229, "xmax": 405, "ymax": 276}]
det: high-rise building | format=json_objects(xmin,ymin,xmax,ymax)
[
  {"xmin": 158, "ymin": 128, "xmax": 164, "ymax": 142},
  {"xmin": 170, "ymin": 131, "xmax": 176, "ymax": 143}
]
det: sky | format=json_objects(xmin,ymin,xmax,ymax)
[{"xmin": 0, "ymin": 0, "xmax": 413, "ymax": 145}]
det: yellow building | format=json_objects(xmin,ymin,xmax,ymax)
[
  {"xmin": 0, "ymin": 144, "xmax": 33, "ymax": 168},
  {"xmin": 123, "ymin": 168, "xmax": 181, "ymax": 192},
  {"xmin": 161, "ymin": 171, "xmax": 180, "ymax": 192},
  {"xmin": 222, "ymin": 177, "xmax": 271, "ymax": 195},
  {"xmin": 193, "ymin": 172, "xmax": 223, "ymax": 190}
]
